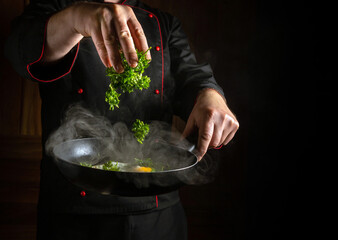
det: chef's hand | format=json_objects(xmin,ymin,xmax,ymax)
[
  {"xmin": 182, "ymin": 89, "xmax": 239, "ymax": 161},
  {"xmin": 43, "ymin": 1, "xmax": 150, "ymax": 72}
]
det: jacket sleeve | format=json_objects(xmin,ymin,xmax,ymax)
[
  {"xmin": 169, "ymin": 16, "xmax": 225, "ymax": 122},
  {"xmin": 4, "ymin": 0, "xmax": 79, "ymax": 82}
]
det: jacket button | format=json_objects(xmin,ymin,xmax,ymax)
[
  {"xmin": 77, "ymin": 88, "xmax": 83, "ymax": 94},
  {"xmin": 154, "ymin": 89, "xmax": 160, "ymax": 95},
  {"xmin": 155, "ymin": 46, "xmax": 160, "ymax": 51},
  {"xmin": 80, "ymin": 191, "xmax": 86, "ymax": 197},
  {"xmin": 148, "ymin": 13, "xmax": 153, "ymax": 18}
]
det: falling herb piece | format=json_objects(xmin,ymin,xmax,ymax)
[
  {"xmin": 105, "ymin": 48, "xmax": 151, "ymax": 110},
  {"xmin": 105, "ymin": 84, "xmax": 121, "ymax": 110},
  {"xmin": 132, "ymin": 119, "xmax": 149, "ymax": 144},
  {"xmin": 102, "ymin": 161, "xmax": 120, "ymax": 171}
]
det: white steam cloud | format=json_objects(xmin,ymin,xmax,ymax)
[{"xmin": 46, "ymin": 103, "xmax": 219, "ymax": 193}]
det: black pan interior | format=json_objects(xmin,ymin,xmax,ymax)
[{"xmin": 53, "ymin": 138, "xmax": 197, "ymax": 172}]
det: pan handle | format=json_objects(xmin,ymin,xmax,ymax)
[
  {"xmin": 186, "ymin": 143, "xmax": 196, "ymax": 153},
  {"xmin": 188, "ymin": 144, "xmax": 201, "ymax": 159}
]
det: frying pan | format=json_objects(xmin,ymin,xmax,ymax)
[{"xmin": 52, "ymin": 138, "xmax": 198, "ymax": 196}]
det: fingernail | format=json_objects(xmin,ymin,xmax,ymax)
[
  {"xmin": 107, "ymin": 59, "xmax": 113, "ymax": 68},
  {"xmin": 116, "ymin": 64, "xmax": 124, "ymax": 73},
  {"xmin": 146, "ymin": 52, "xmax": 151, "ymax": 61},
  {"xmin": 130, "ymin": 61, "xmax": 138, "ymax": 68}
]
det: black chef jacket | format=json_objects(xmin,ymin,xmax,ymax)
[{"xmin": 5, "ymin": 0, "xmax": 224, "ymax": 215}]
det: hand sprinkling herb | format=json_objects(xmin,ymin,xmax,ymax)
[
  {"xmin": 105, "ymin": 49, "xmax": 151, "ymax": 143},
  {"xmin": 132, "ymin": 119, "xmax": 149, "ymax": 144},
  {"xmin": 105, "ymin": 48, "xmax": 151, "ymax": 110}
]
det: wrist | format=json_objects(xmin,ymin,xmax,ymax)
[{"xmin": 196, "ymin": 88, "xmax": 227, "ymax": 105}]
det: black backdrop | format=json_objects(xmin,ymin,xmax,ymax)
[{"xmin": 245, "ymin": 0, "xmax": 333, "ymax": 239}]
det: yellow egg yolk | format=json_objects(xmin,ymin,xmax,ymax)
[{"xmin": 135, "ymin": 166, "xmax": 152, "ymax": 172}]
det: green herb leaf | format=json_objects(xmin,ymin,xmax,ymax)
[
  {"xmin": 132, "ymin": 119, "xmax": 149, "ymax": 144},
  {"xmin": 105, "ymin": 48, "xmax": 151, "ymax": 110},
  {"xmin": 102, "ymin": 161, "xmax": 120, "ymax": 171},
  {"xmin": 105, "ymin": 84, "xmax": 121, "ymax": 110},
  {"xmin": 79, "ymin": 162, "xmax": 92, "ymax": 168},
  {"xmin": 134, "ymin": 157, "xmax": 153, "ymax": 168}
]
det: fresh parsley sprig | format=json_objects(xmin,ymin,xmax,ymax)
[
  {"xmin": 105, "ymin": 84, "xmax": 121, "ymax": 111},
  {"xmin": 105, "ymin": 48, "xmax": 151, "ymax": 110},
  {"xmin": 132, "ymin": 119, "xmax": 149, "ymax": 144}
]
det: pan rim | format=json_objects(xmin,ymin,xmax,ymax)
[{"xmin": 52, "ymin": 137, "xmax": 198, "ymax": 174}]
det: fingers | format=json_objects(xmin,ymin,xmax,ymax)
[
  {"xmin": 114, "ymin": 18, "xmax": 138, "ymax": 68},
  {"xmin": 101, "ymin": 10, "xmax": 123, "ymax": 71},
  {"xmin": 128, "ymin": 16, "xmax": 151, "ymax": 60},
  {"xmin": 195, "ymin": 113, "xmax": 239, "ymax": 160},
  {"xmin": 183, "ymin": 89, "xmax": 239, "ymax": 160},
  {"xmin": 85, "ymin": 4, "xmax": 148, "ymax": 69},
  {"xmin": 222, "ymin": 115, "xmax": 239, "ymax": 145},
  {"xmin": 106, "ymin": 4, "xmax": 150, "ymax": 66},
  {"xmin": 91, "ymin": 31, "xmax": 110, "ymax": 68},
  {"xmin": 209, "ymin": 124, "xmax": 223, "ymax": 148},
  {"xmin": 223, "ymin": 129, "xmax": 237, "ymax": 146},
  {"xmin": 197, "ymin": 122, "xmax": 214, "ymax": 161}
]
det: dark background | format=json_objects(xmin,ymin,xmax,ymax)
[{"xmin": 0, "ymin": 0, "xmax": 332, "ymax": 239}]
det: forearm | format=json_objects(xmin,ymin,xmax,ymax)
[{"xmin": 42, "ymin": 4, "xmax": 83, "ymax": 64}]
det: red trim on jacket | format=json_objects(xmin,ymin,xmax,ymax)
[
  {"xmin": 26, "ymin": 18, "xmax": 80, "ymax": 83},
  {"xmin": 122, "ymin": 3, "xmax": 164, "ymax": 104}
]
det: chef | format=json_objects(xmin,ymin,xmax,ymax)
[{"xmin": 5, "ymin": 0, "xmax": 239, "ymax": 239}]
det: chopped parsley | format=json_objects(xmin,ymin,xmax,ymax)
[
  {"xmin": 105, "ymin": 48, "xmax": 151, "ymax": 110},
  {"xmin": 79, "ymin": 162, "xmax": 93, "ymax": 168},
  {"xmin": 134, "ymin": 157, "xmax": 153, "ymax": 168},
  {"xmin": 102, "ymin": 161, "xmax": 120, "ymax": 171},
  {"xmin": 132, "ymin": 119, "xmax": 149, "ymax": 144}
]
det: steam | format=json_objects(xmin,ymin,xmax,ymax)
[{"xmin": 46, "ymin": 104, "xmax": 219, "ymax": 192}]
